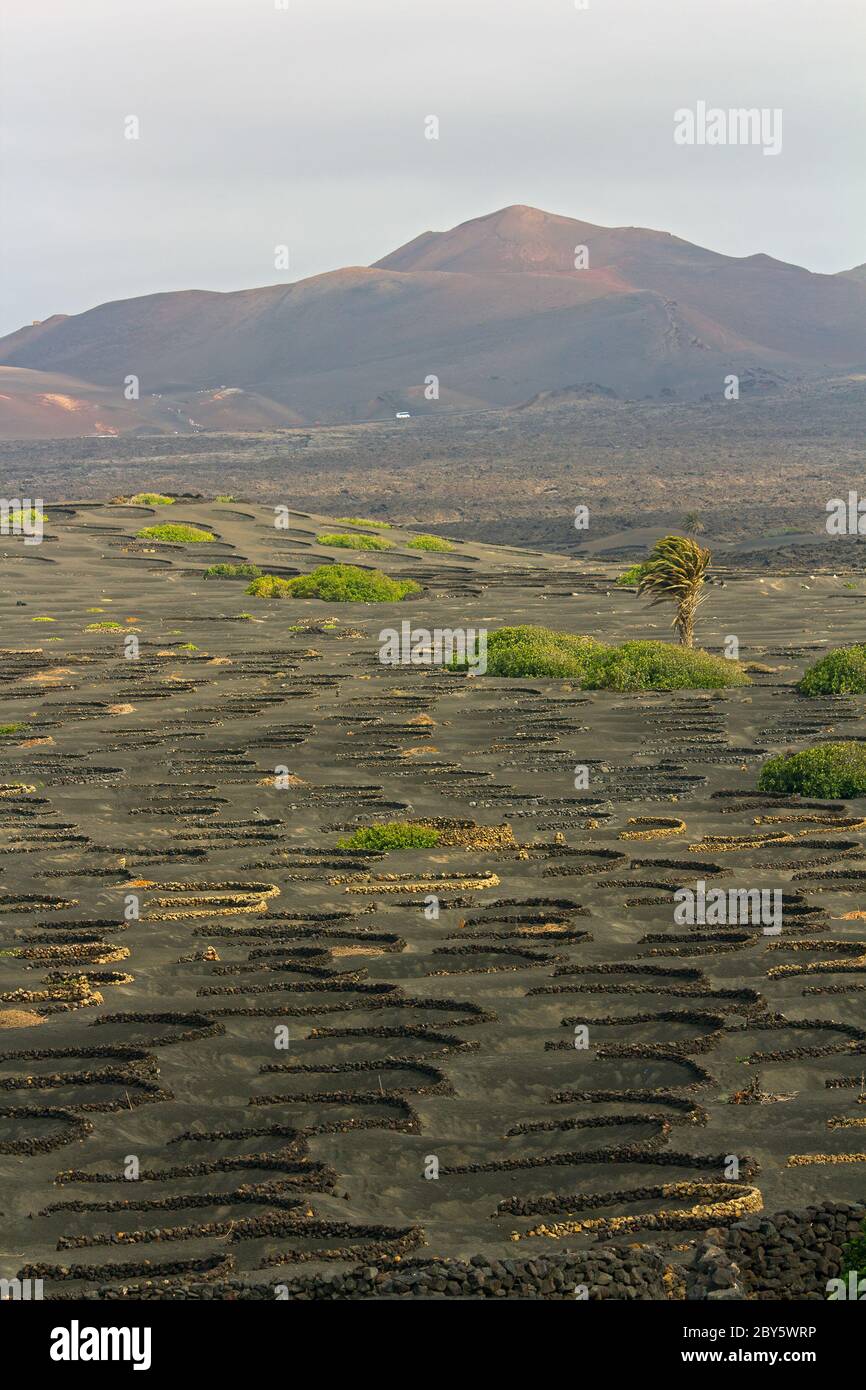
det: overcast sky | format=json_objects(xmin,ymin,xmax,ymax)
[{"xmin": 0, "ymin": 0, "xmax": 863, "ymax": 336}]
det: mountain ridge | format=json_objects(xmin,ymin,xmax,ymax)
[{"xmin": 1, "ymin": 204, "xmax": 864, "ymax": 437}]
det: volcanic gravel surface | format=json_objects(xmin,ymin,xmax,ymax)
[{"xmin": 2, "ymin": 500, "xmax": 866, "ymax": 1298}]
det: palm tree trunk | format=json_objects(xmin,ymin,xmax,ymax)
[{"xmin": 678, "ymin": 598, "xmax": 696, "ymax": 647}]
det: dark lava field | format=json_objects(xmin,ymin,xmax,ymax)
[{"xmin": 2, "ymin": 500, "xmax": 866, "ymax": 1298}]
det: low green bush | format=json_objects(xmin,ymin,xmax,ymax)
[
  {"xmin": 130, "ymin": 492, "xmax": 174, "ymax": 506},
  {"xmin": 137, "ymin": 524, "xmax": 215, "ymax": 543},
  {"xmin": 839, "ymin": 1220, "xmax": 866, "ymax": 1290},
  {"xmin": 615, "ymin": 561, "xmax": 651, "ymax": 586},
  {"xmin": 334, "ymin": 517, "xmax": 391, "ymax": 529},
  {"xmin": 406, "ymin": 535, "xmax": 455, "ymax": 552},
  {"xmin": 316, "ymin": 532, "xmax": 394, "ymax": 552},
  {"xmin": 471, "ymin": 626, "xmax": 604, "ymax": 679},
  {"xmin": 758, "ymin": 742, "xmax": 866, "ymax": 798},
  {"xmin": 247, "ymin": 564, "xmax": 420, "ymax": 603},
  {"xmin": 245, "ymin": 575, "xmax": 294, "ymax": 598},
  {"xmin": 203, "ymin": 562, "xmax": 262, "ymax": 580},
  {"xmin": 336, "ymin": 822, "xmax": 441, "ymax": 851},
  {"xmin": 460, "ymin": 625, "xmax": 748, "ymax": 690},
  {"xmin": 583, "ymin": 641, "xmax": 747, "ymax": 691},
  {"xmin": 798, "ymin": 646, "xmax": 866, "ymax": 695}
]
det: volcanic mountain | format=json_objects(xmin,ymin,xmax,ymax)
[{"xmin": 1, "ymin": 204, "xmax": 864, "ymax": 436}]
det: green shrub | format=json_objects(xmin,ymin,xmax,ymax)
[
  {"xmin": 582, "ymin": 641, "xmax": 747, "ymax": 691},
  {"xmin": 334, "ymin": 517, "xmax": 391, "ymax": 529},
  {"xmin": 246, "ymin": 575, "xmax": 295, "ymax": 598},
  {"xmin": 0, "ymin": 723, "xmax": 24, "ymax": 738},
  {"xmin": 473, "ymin": 626, "xmax": 604, "ymax": 679},
  {"xmin": 337, "ymin": 822, "xmax": 441, "ymax": 851},
  {"xmin": 615, "ymin": 561, "xmax": 651, "ymax": 586},
  {"xmin": 130, "ymin": 492, "xmax": 174, "ymax": 506},
  {"xmin": 248, "ymin": 564, "xmax": 420, "ymax": 603},
  {"xmin": 406, "ymin": 535, "xmax": 455, "ymax": 552},
  {"xmin": 203, "ymin": 562, "xmax": 262, "ymax": 580},
  {"xmin": 798, "ymin": 646, "xmax": 866, "ymax": 696},
  {"xmin": 85, "ymin": 621, "xmax": 125, "ymax": 631},
  {"xmin": 8, "ymin": 506, "xmax": 47, "ymax": 525},
  {"xmin": 758, "ymin": 742, "xmax": 866, "ymax": 798},
  {"xmin": 316, "ymin": 531, "xmax": 394, "ymax": 552},
  {"xmin": 838, "ymin": 1220, "xmax": 866, "ymax": 1292},
  {"xmin": 458, "ymin": 625, "xmax": 748, "ymax": 690},
  {"xmin": 137, "ymin": 524, "xmax": 215, "ymax": 543}
]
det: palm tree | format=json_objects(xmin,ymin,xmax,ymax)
[
  {"xmin": 682, "ymin": 511, "xmax": 705, "ymax": 536},
  {"xmin": 637, "ymin": 534, "xmax": 711, "ymax": 647}
]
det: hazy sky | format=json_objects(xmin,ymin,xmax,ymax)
[{"xmin": 0, "ymin": 0, "xmax": 863, "ymax": 336}]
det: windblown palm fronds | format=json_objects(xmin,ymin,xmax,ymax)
[{"xmin": 637, "ymin": 534, "xmax": 712, "ymax": 647}]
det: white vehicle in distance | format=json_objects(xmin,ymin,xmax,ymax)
[{"xmin": 395, "ymin": 411, "xmax": 411, "ymax": 419}]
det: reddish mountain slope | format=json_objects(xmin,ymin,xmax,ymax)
[{"xmin": 1, "ymin": 205, "xmax": 863, "ymax": 436}]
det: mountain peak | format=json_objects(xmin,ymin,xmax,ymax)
[{"xmin": 374, "ymin": 204, "xmax": 603, "ymax": 276}]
